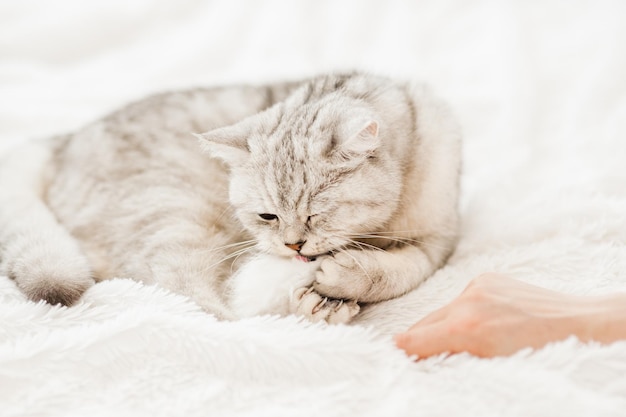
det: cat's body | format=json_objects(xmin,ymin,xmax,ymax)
[{"xmin": 0, "ymin": 73, "xmax": 461, "ymax": 323}]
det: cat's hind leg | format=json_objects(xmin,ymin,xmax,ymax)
[{"xmin": 0, "ymin": 142, "xmax": 94, "ymax": 305}]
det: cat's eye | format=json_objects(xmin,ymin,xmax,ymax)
[{"xmin": 258, "ymin": 213, "xmax": 278, "ymax": 221}]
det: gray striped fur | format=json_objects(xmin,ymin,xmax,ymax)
[{"xmin": 0, "ymin": 73, "xmax": 461, "ymax": 322}]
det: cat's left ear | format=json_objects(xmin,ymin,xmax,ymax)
[
  {"xmin": 335, "ymin": 119, "xmax": 380, "ymax": 159},
  {"xmin": 195, "ymin": 120, "xmax": 253, "ymax": 166}
]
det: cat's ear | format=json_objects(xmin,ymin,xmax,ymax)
[
  {"xmin": 333, "ymin": 119, "xmax": 380, "ymax": 159},
  {"xmin": 195, "ymin": 121, "xmax": 253, "ymax": 166},
  {"xmin": 196, "ymin": 106, "xmax": 282, "ymax": 166}
]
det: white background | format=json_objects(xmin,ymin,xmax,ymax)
[{"xmin": 1, "ymin": 1, "xmax": 625, "ymax": 416}]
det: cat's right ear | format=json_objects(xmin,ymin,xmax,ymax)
[
  {"xmin": 194, "ymin": 122, "xmax": 251, "ymax": 166},
  {"xmin": 196, "ymin": 105, "xmax": 282, "ymax": 166}
]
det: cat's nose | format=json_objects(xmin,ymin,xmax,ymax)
[{"xmin": 285, "ymin": 241, "xmax": 306, "ymax": 252}]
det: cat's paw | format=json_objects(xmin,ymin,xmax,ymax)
[
  {"xmin": 313, "ymin": 251, "xmax": 373, "ymax": 300},
  {"xmin": 290, "ymin": 286, "xmax": 360, "ymax": 324}
]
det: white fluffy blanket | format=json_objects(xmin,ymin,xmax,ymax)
[{"xmin": 1, "ymin": 1, "xmax": 625, "ymax": 415}]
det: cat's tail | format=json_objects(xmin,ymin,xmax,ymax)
[{"xmin": 0, "ymin": 141, "xmax": 94, "ymax": 305}]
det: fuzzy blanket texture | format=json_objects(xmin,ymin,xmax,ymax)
[{"xmin": 1, "ymin": 1, "xmax": 626, "ymax": 416}]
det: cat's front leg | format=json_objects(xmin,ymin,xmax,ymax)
[
  {"xmin": 313, "ymin": 244, "xmax": 445, "ymax": 303},
  {"xmin": 289, "ymin": 286, "xmax": 360, "ymax": 324}
]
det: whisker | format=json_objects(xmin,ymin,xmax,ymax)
[
  {"xmin": 346, "ymin": 230, "xmax": 424, "ymax": 238},
  {"xmin": 230, "ymin": 247, "xmax": 254, "ymax": 273},
  {"xmin": 200, "ymin": 246, "xmax": 255, "ymax": 274},
  {"xmin": 347, "ymin": 239, "xmax": 385, "ymax": 253},
  {"xmin": 337, "ymin": 247, "xmax": 371, "ymax": 281},
  {"xmin": 193, "ymin": 240, "xmax": 258, "ymax": 254},
  {"xmin": 348, "ymin": 229, "xmax": 433, "ymax": 236},
  {"xmin": 349, "ymin": 234, "xmax": 450, "ymax": 252}
]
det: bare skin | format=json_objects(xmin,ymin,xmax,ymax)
[{"xmin": 395, "ymin": 273, "xmax": 626, "ymax": 358}]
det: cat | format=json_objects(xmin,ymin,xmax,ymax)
[{"xmin": 0, "ymin": 72, "xmax": 461, "ymax": 323}]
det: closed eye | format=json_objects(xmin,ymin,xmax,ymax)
[{"xmin": 258, "ymin": 213, "xmax": 278, "ymax": 221}]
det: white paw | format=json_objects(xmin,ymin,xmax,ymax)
[
  {"xmin": 229, "ymin": 254, "xmax": 318, "ymax": 318},
  {"xmin": 313, "ymin": 251, "xmax": 372, "ymax": 300},
  {"xmin": 290, "ymin": 286, "xmax": 360, "ymax": 324}
]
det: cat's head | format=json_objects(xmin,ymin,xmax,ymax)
[{"xmin": 198, "ymin": 90, "xmax": 403, "ymax": 261}]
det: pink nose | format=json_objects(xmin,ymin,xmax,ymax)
[{"xmin": 285, "ymin": 241, "xmax": 305, "ymax": 251}]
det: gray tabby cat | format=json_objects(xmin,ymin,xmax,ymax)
[{"xmin": 0, "ymin": 72, "xmax": 461, "ymax": 323}]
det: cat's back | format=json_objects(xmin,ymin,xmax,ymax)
[
  {"xmin": 53, "ymin": 85, "xmax": 280, "ymax": 169},
  {"xmin": 48, "ymin": 82, "xmax": 298, "ymax": 200},
  {"xmin": 45, "ymin": 83, "xmax": 295, "ymax": 279}
]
